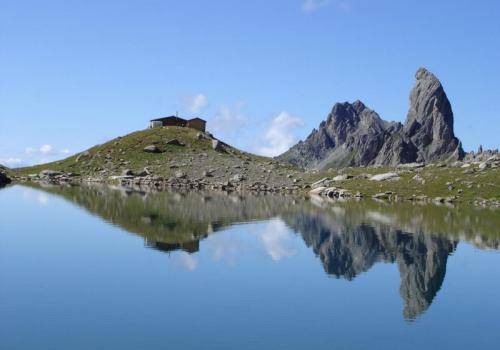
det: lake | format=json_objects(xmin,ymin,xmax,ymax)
[{"xmin": 1, "ymin": 184, "xmax": 499, "ymax": 349}]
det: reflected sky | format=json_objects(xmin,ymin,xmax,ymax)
[{"xmin": 1, "ymin": 184, "xmax": 500, "ymax": 350}]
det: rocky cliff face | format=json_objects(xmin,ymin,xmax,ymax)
[{"xmin": 278, "ymin": 68, "xmax": 464, "ymax": 168}]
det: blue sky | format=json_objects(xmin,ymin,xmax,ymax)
[{"xmin": 1, "ymin": 0, "xmax": 499, "ymax": 167}]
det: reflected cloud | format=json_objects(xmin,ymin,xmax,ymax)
[
  {"xmin": 37, "ymin": 193, "xmax": 49, "ymax": 205},
  {"xmin": 256, "ymin": 219, "xmax": 298, "ymax": 261},
  {"xmin": 171, "ymin": 252, "xmax": 199, "ymax": 271}
]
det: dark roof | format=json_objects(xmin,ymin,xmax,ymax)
[
  {"xmin": 187, "ymin": 117, "xmax": 206, "ymax": 122},
  {"xmin": 150, "ymin": 116, "xmax": 187, "ymax": 122}
]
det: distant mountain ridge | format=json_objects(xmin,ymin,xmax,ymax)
[{"xmin": 278, "ymin": 68, "xmax": 464, "ymax": 169}]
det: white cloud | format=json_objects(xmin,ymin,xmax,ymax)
[
  {"xmin": 257, "ymin": 111, "xmax": 304, "ymax": 157},
  {"xmin": 185, "ymin": 94, "xmax": 208, "ymax": 114},
  {"xmin": 40, "ymin": 144, "xmax": 53, "ymax": 154},
  {"xmin": 0, "ymin": 158, "xmax": 22, "ymax": 166},
  {"xmin": 302, "ymin": 0, "xmax": 330, "ymax": 12},
  {"xmin": 61, "ymin": 148, "xmax": 71, "ymax": 154},
  {"xmin": 25, "ymin": 147, "xmax": 35, "ymax": 155},
  {"xmin": 257, "ymin": 219, "xmax": 297, "ymax": 261}
]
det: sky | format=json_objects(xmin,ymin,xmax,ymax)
[{"xmin": 1, "ymin": 0, "xmax": 499, "ymax": 167}]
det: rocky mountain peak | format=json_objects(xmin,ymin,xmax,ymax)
[
  {"xmin": 278, "ymin": 68, "xmax": 464, "ymax": 169},
  {"xmin": 415, "ymin": 67, "xmax": 437, "ymax": 81},
  {"xmin": 405, "ymin": 67, "xmax": 463, "ymax": 162}
]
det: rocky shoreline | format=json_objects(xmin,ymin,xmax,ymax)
[
  {"xmin": 10, "ymin": 153, "xmax": 500, "ymax": 208},
  {"xmin": 13, "ymin": 169, "xmax": 307, "ymax": 194}
]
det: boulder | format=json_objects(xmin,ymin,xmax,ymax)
[
  {"xmin": 311, "ymin": 177, "xmax": 333, "ymax": 189},
  {"xmin": 478, "ymin": 162, "xmax": 489, "ymax": 170},
  {"xmin": 165, "ymin": 139, "xmax": 184, "ymax": 146},
  {"xmin": 211, "ymin": 139, "xmax": 223, "ymax": 151},
  {"xmin": 231, "ymin": 174, "xmax": 246, "ymax": 182},
  {"xmin": 122, "ymin": 169, "xmax": 134, "ymax": 176},
  {"xmin": 39, "ymin": 170, "xmax": 63, "ymax": 178},
  {"xmin": 143, "ymin": 145, "xmax": 161, "ymax": 153},
  {"xmin": 332, "ymin": 174, "xmax": 352, "ymax": 181},
  {"xmin": 175, "ymin": 171, "xmax": 187, "ymax": 179}
]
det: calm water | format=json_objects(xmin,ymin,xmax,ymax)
[{"xmin": 1, "ymin": 184, "xmax": 500, "ymax": 349}]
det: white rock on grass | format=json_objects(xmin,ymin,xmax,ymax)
[
  {"xmin": 332, "ymin": 174, "xmax": 351, "ymax": 181},
  {"xmin": 369, "ymin": 172, "xmax": 400, "ymax": 181},
  {"xmin": 311, "ymin": 177, "xmax": 333, "ymax": 189}
]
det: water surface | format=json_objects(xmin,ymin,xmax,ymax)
[{"xmin": 1, "ymin": 184, "xmax": 499, "ymax": 349}]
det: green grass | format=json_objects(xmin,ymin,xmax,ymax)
[
  {"xmin": 13, "ymin": 126, "xmax": 279, "ymax": 178},
  {"xmin": 310, "ymin": 165, "xmax": 500, "ymax": 203}
]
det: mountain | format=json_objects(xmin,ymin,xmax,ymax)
[{"xmin": 278, "ymin": 68, "xmax": 464, "ymax": 169}]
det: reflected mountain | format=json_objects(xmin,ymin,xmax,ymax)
[
  {"xmin": 285, "ymin": 212, "xmax": 456, "ymax": 319},
  {"xmin": 23, "ymin": 183, "xmax": 500, "ymax": 319}
]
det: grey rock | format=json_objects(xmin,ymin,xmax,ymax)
[
  {"xmin": 211, "ymin": 139, "xmax": 223, "ymax": 151},
  {"xmin": 165, "ymin": 139, "xmax": 184, "ymax": 146},
  {"xmin": 478, "ymin": 162, "xmax": 489, "ymax": 170},
  {"xmin": 39, "ymin": 170, "xmax": 62, "ymax": 177},
  {"xmin": 311, "ymin": 177, "xmax": 334, "ymax": 189},
  {"xmin": 122, "ymin": 169, "xmax": 134, "ymax": 176},
  {"xmin": 231, "ymin": 174, "xmax": 246, "ymax": 182},
  {"xmin": 175, "ymin": 171, "xmax": 187, "ymax": 179},
  {"xmin": 332, "ymin": 174, "xmax": 352, "ymax": 181}
]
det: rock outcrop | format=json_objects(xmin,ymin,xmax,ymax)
[
  {"xmin": 0, "ymin": 165, "xmax": 12, "ymax": 187},
  {"xmin": 0, "ymin": 171, "xmax": 12, "ymax": 187},
  {"xmin": 278, "ymin": 68, "xmax": 464, "ymax": 169},
  {"xmin": 404, "ymin": 68, "xmax": 463, "ymax": 163}
]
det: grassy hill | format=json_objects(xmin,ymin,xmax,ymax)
[{"xmin": 13, "ymin": 126, "xmax": 303, "ymax": 187}]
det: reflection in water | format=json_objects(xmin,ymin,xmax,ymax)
[
  {"xmin": 23, "ymin": 183, "xmax": 500, "ymax": 320},
  {"xmin": 288, "ymin": 213, "xmax": 456, "ymax": 319}
]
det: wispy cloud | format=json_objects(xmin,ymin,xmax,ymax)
[
  {"xmin": 184, "ymin": 93, "xmax": 208, "ymax": 114},
  {"xmin": 0, "ymin": 158, "xmax": 23, "ymax": 167},
  {"xmin": 302, "ymin": 0, "xmax": 350, "ymax": 13},
  {"xmin": 40, "ymin": 144, "xmax": 53, "ymax": 154},
  {"xmin": 24, "ymin": 144, "xmax": 70, "ymax": 157},
  {"xmin": 209, "ymin": 103, "xmax": 252, "ymax": 145},
  {"xmin": 3, "ymin": 144, "xmax": 72, "ymax": 168},
  {"xmin": 302, "ymin": 0, "xmax": 330, "ymax": 12},
  {"xmin": 256, "ymin": 111, "xmax": 304, "ymax": 157}
]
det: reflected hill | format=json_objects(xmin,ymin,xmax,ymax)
[{"xmin": 23, "ymin": 183, "xmax": 500, "ymax": 319}]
